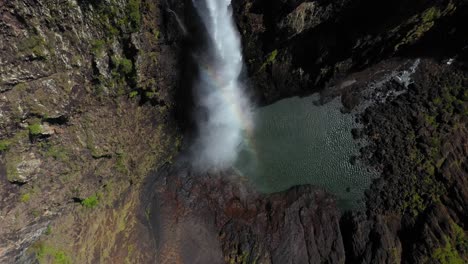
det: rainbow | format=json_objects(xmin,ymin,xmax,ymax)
[{"xmin": 196, "ymin": 56, "xmax": 259, "ymax": 164}]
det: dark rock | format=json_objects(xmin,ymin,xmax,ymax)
[{"xmin": 147, "ymin": 164, "xmax": 345, "ymax": 264}]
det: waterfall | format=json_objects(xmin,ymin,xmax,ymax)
[{"xmin": 191, "ymin": 0, "xmax": 252, "ymax": 170}]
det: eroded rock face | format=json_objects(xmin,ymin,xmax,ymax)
[
  {"xmin": 334, "ymin": 59, "xmax": 467, "ymax": 264},
  {"xmin": 233, "ymin": 0, "xmax": 465, "ymax": 104},
  {"xmin": 0, "ymin": 0, "xmax": 183, "ymax": 262},
  {"xmin": 0, "ymin": 0, "xmax": 466, "ymax": 263},
  {"xmin": 147, "ymin": 164, "xmax": 345, "ymax": 264}
]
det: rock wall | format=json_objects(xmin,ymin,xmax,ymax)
[
  {"xmin": 0, "ymin": 0, "xmax": 184, "ymax": 262},
  {"xmin": 0, "ymin": 0, "xmax": 466, "ymax": 263},
  {"xmin": 146, "ymin": 165, "xmax": 345, "ymax": 264},
  {"xmin": 233, "ymin": 0, "xmax": 466, "ymax": 104}
]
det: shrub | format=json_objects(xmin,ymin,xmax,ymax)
[
  {"xmin": 129, "ymin": 91, "xmax": 138, "ymax": 98},
  {"xmin": 20, "ymin": 193, "xmax": 31, "ymax": 203},
  {"xmin": 0, "ymin": 139, "xmax": 11, "ymax": 152},
  {"xmin": 81, "ymin": 195, "xmax": 99, "ymax": 208},
  {"xmin": 260, "ymin": 49, "xmax": 279, "ymax": 71},
  {"xmin": 128, "ymin": 0, "xmax": 141, "ymax": 31},
  {"xmin": 432, "ymin": 239, "xmax": 464, "ymax": 264},
  {"xmin": 31, "ymin": 242, "xmax": 72, "ymax": 264},
  {"xmin": 112, "ymin": 56, "xmax": 133, "ymax": 76},
  {"xmin": 91, "ymin": 39, "xmax": 106, "ymax": 56},
  {"xmin": 18, "ymin": 35, "xmax": 47, "ymax": 58},
  {"xmin": 28, "ymin": 123, "xmax": 42, "ymax": 136},
  {"xmin": 119, "ymin": 58, "xmax": 133, "ymax": 74}
]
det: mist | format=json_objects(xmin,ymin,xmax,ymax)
[{"xmin": 190, "ymin": 0, "xmax": 252, "ymax": 171}]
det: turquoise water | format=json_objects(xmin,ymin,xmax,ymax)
[{"xmin": 235, "ymin": 94, "xmax": 377, "ymax": 209}]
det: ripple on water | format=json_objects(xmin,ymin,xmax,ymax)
[{"xmin": 235, "ymin": 94, "xmax": 378, "ymax": 209}]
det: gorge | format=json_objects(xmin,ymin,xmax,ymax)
[{"xmin": 0, "ymin": 0, "xmax": 466, "ymax": 263}]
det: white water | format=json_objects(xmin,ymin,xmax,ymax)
[{"xmin": 191, "ymin": 0, "xmax": 252, "ymax": 170}]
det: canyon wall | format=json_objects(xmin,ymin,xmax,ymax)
[{"xmin": 0, "ymin": 0, "xmax": 466, "ymax": 263}]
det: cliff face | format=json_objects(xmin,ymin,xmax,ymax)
[
  {"xmin": 0, "ymin": 0, "xmax": 467, "ymax": 264},
  {"xmin": 233, "ymin": 0, "xmax": 466, "ymax": 104},
  {"xmin": 0, "ymin": 0, "xmax": 182, "ymax": 262}
]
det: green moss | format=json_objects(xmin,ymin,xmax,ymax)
[
  {"xmin": 115, "ymin": 152, "xmax": 128, "ymax": 174},
  {"xmin": 451, "ymin": 222, "xmax": 468, "ymax": 252},
  {"xmin": 81, "ymin": 195, "xmax": 99, "ymax": 208},
  {"xmin": 402, "ymin": 192, "xmax": 425, "ymax": 217},
  {"xmin": 28, "ymin": 123, "xmax": 43, "ymax": 136},
  {"xmin": 93, "ymin": 0, "xmax": 140, "ymax": 34},
  {"xmin": 0, "ymin": 139, "xmax": 12, "ymax": 152},
  {"xmin": 119, "ymin": 58, "xmax": 133, "ymax": 75},
  {"xmin": 436, "ymin": 158, "xmax": 446, "ymax": 169},
  {"xmin": 433, "ymin": 97, "xmax": 443, "ymax": 105},
  {"xmin": 400, "ymin": 170, "xmax": 444, "ymax": 217},
  {"xmin": 91, "ymin": 39, "xmax": 106, "ymax": 57},
  {"xmin": 463, "ymin": 89, "xmax": 468, "ymax": 101},
  {"xmin": 31, "ymin": 242, "xmax": 72, "ymax": 264},
  {"xmin": 154, "ymin": 30, "xmax": 160, "ymax": 40},
  {"xmin": 395, "ymin": 5, "xmax": 454, "ymax": 51},
  {"xmin": 128, "ymin": 0, "xmax": 141, "ymax": 31},
  {"xmin": 229, "ymin": 249, "xmax": 250, "ymax": 264},
  {"xmin": 424, "ymin": 114, "xmax": 437, "ymax": 127},
  {"xmin": 112, "ymin": 56, "xmax": 133, "ymax": 75},
  {"xmin": 409, "ymin": 147, "xmax": 423, "ymax": 164},
  {"xmin": 423, "ymin": 161, "xmax": 436, "ymax": 176},
  {"xmin": 44, "ymin": 225, "xmax": 52, "ymax": 236},
  {"xmin": 260, "ymin": 49, "xmax": 278, "ymax": 71},
  {"xmin": 422, "ymin": 7, "xmax": 441, "ymax": 23},
  {"xmin": 18, "ymin": 35, "xmax": 47, "ymax": 59},
  {"xmin": 432, "ymin": 239, "xmax": 464, "ymax": 264},
  {"xmin": 32, "ymin": 210, "xmax": 41, "ymax": 218},
  {"xmin": 6, "ymin": 156, "xmax": 20, "ymax": 182},
  {"xmin": 145, "ymin": 207, "xmax": 151, "ymax": 221},
  {"xmin": 20, "ymin": 193, "xmax": 31, "ymax": 203},
  {"xmin": 129, "ymin": 91, "xmax": 138, "ymax": 98},
  {"xmin": 45, "ymin": 145, "xmax": 69, "ymax": 162}
]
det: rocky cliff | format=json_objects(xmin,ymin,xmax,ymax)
[
  {"xmin": 0, "ymin": 0, "xmax": 467, "ymax": 263},
  {"xmin": 0, "ymin": 0, "xmax": 182, "ymax": 262}
]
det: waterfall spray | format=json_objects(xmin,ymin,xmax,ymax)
[{"xmin": 191, "ymin": 0, "xmax": 252, "ymax": 170}]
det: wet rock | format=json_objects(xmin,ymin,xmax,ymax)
[{"xmin": 148, "ymin": 165, "xmax": 345, "ymax": 264}]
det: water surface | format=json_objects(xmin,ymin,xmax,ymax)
[{"xmin": 236, "ymin": 94, "xmax": 377, "ymax": 209}]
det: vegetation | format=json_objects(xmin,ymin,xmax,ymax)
[
  {"xmin": 44, "ymin": 226, "xmax": 52, "ymax": 236},
  {"xmin": 115, "ymin": 152, "xmax": 128, "ymax": 174},
  {"xmin": 6, "ymin": 156, "xmax": 20, "ymax": 182},
  {"xmin": 452, "ymin": 222, "xmax": 468, "ymax": 252},
  {"xmin": 45, "ymin": 145, "xmax": 69, "ymax": 162},
  {"xmin": 91, "ymin": 39, "xmax": 106, "ymax": 57},
  {"xmin": 260, "ymin": 49, "xmax": 278, "ymax": 71},
  {"xmin": 401, "ymin": 80, "xmax": 468, "ymax": 217},
  {"xmin": 87, "ymin": 0, "xmax": 144, "ymax": 97},
  {"xmin": 81, "ymin": 195, "xmax": 99, "ymax": 208},
  {"xmin": 395, "ymin": 3, "xmax": 456, "ymax": 51},
  {"xmin": 28, "ymin": 123, "xmax": 43, "ymax": 136},
  {"xmin": 129, "ymin": 91, "xmax": 138, "ymax": 98},
  {"xmin": 0, "ymin": 139, "xmax": 12, "ymax": 152},
  {"xmin": 432, "ymin": 238, "xmax": 464, "ymax": 264},
  {"xmin": 423, "ymin": 113, "xmax": 438, "ymax": 128},
  {"xmin": 18, "ymin": 35, "xmax": 47, "ymax": 59},
  {"xmin": 20, "ymin": 193, "xmax": 31, "ymax": 203},
  {"xmin": 112, "ymin": 56, "xmax": 133, "ymax": 76},
  {"xmin": 127, "ymin": 0, "xmax": 142, "ymax": 31},
  {"xmin": 31, "ymin": 242, "xmax": 72, "ymax": 264},
  {"xmin": 145, "ymin": 207, "xmax": 151, "ymax": 221}
]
